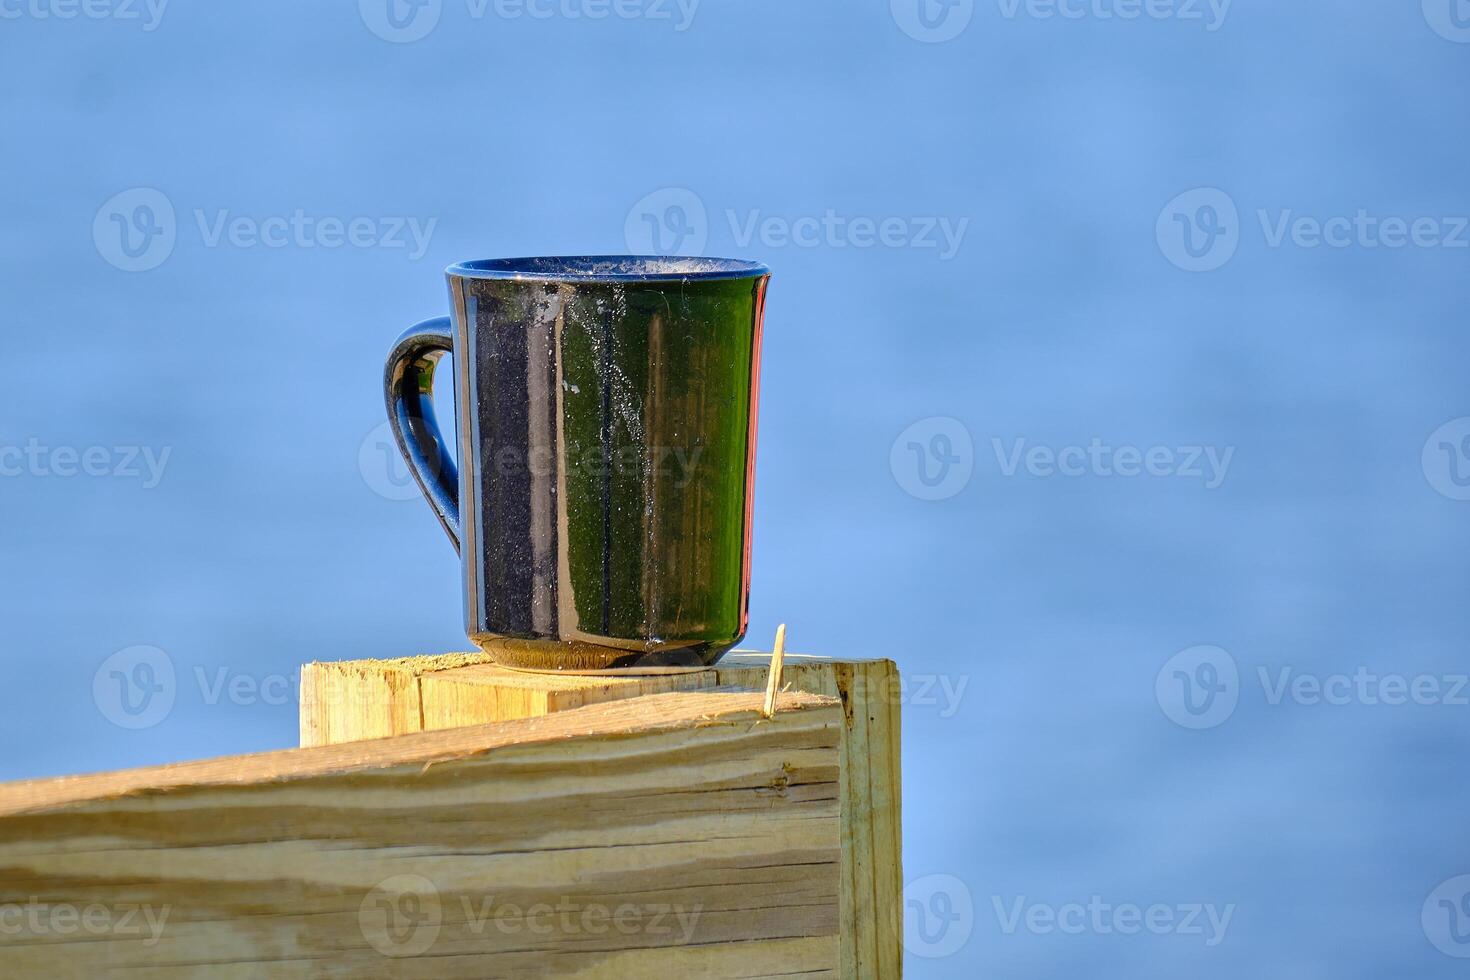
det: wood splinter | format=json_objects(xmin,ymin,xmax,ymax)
[{"xmin": 761, "ymin": 623, "xmax": 788, "ymax": 718}]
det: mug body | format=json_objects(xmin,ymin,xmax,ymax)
[{"xmin": 444, "ymin": 256, "xmax": 769, "ymax": 671}]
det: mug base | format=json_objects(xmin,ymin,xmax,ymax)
[
  {"xmin": 469, "ymin": 634, "xmax": 737, "ymax": 674},
  {"xmin": 498, "ymin": 663, "xmax": 714, "ymax": 677}
]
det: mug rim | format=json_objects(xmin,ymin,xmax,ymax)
[{"xmin": 447, "ymin": 255, "xmax": 770, "ymax": 283}]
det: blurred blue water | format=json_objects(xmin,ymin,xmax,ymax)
[{"xmin": 2, "ymin": 2, "xmax": 1469, "ymax": 975}]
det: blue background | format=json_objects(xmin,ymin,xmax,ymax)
[{"xmin": 3, "ymin": 1, "xmax": 1469, "ymax": 975}]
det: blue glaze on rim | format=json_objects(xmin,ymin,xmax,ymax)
[{"xmin": 447, "ymin": 255, "xmax": 770, "ymax": 282}]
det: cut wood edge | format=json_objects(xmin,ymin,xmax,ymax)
[
  {"xmin": 762, "ymin": 624, "xmax": 788, "ymax": 718},
  {"xmin": 301, "ymin": 649, "xmax": 891, "ymax": 687},
  {"xmin": 0, "ymin": 688, "xmax": 837, "ymax": 817},
  {"xmin": 298, "ymin": 649, "xmax": 894, "ymax": 748}
]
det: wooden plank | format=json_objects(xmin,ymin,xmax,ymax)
[
  {"xmin": 300, "ymin": 651, "xmax": 905, "ymax": 979},
  {"xmin": 0, "ymin": 690, "xmax": 841, "ymax": 978},
  {"xmin": 297, "ymin": 651, "xmax": 494, "ymax": 747}
]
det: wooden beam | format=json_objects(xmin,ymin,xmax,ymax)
[
  {"xmin": 301, "ymin": 651, "xmax": 905, "ymax": 979},
  {"xmin": 0, "ymin": 690, "xmax": 841, "ymax": 978}
]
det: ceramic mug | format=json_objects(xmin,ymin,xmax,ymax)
[{"xmin": 384, "ymin": 256, "xmax": 770, "ymax": 671}]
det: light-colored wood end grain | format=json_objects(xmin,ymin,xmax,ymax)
[{"xmin": 299, "ymin": 651, "xmax": 496, "ymax": 747}]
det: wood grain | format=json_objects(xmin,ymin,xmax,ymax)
[
  {"xmin": 0, "ymin": 690, "xmax": 841, "ymax": 978},
  {"xmin": 301, "ymin": 651, "xmax": 905, "ymax": 979}
]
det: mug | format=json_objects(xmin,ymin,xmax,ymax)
[{"xmin": 384, "ymin": 256, "xmax": 770, "ymax": 672}]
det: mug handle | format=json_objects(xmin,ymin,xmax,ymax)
[{"xmin": 384, "ymin": 316, "xmax": 461, "ymax": 553}]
